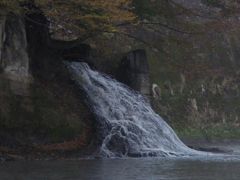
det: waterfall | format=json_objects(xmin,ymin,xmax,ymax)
[{"xmin": 66, "ymin": 62, "xmax": 201, "ymax": 157}]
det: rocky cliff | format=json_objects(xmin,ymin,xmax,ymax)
[
  {"xmin": 148, "ymin": 1, "xmax": 240, "ymax": 139},
  {"xmin": 1, "ymin": 0, "xmax": 240, "ymax": 160},
  {"xmin": 0, "ymin": 13, "xmax": 95, "ymax": 159},
  {"xmin": 85, "ymin": 0, "xmax": 240, "ymax": 140}
]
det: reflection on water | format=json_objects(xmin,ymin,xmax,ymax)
[{"xmin": 0, "ymin": 157, "xmax": 240, "ymax": 180}]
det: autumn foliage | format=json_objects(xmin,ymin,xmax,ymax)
[{"xmin": 0, "ymin": 0, "xmax": 136, "ymax": 38}]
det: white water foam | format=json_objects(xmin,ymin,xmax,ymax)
[{"xmin": 66, "ymin": 62, "xmax": 203, "ymax": 158}]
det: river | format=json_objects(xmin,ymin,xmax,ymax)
[{"xmin": 1, "ymin": 156, "xmax": 240, "ymax": 180}]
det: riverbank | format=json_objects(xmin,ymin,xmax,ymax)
[
  {"xmin": 1, "ymin": 138, "xmax": 240, "ymax": 162},
  {"xmin": 183, "ymin": 138, "xmax": 240, "ymax": 155},
  {"xmin": 0, "ymin": 141, "xmax": 96, "ymax": 162}
]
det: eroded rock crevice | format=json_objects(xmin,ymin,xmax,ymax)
[{"xmin": 0, "ymin": 14, "xmax": 29, "ymax": 80}]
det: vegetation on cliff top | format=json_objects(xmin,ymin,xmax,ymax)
[{"xmin": 0, "ymin": 0, "xmax": 136, "ymax": 39}]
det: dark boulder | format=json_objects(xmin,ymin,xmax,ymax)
[
  {"xmin": 0, "ymin": 14, "xmax": 29, "ymax": 79},
  {"xmin": 0, "ymin": 14, "xmax": 31, "ymax": 96},
  {"xmin": 117, "ymin": 49, "xmax": 150, "ymax": 96}
]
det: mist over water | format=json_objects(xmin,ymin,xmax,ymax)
[{"xmin": 67, "ymin": 62, "xmax": 202, "ymax": 157}]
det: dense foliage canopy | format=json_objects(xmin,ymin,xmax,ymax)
[
  {"xmin": 0, "ymin": 0, "xmax": 136, "ymax": 39},
  {"xmin": 1, "ymin": 0, "xmax": 240, "ymax": 41}
]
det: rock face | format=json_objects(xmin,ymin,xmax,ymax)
[
  {"xmin": 61, "ymin": 43, "xmax": 91, "ymax": 61},
  {"xmin": 0, "ymin": 14, "xmax": 30, "ymax": 96},
  {"xmin": 0, "ymin": 14, "xmax": 29, "ymax": 80},
  {"xmin": 117, "ymin": 49, "xmax": 150, "ymax": 96},
  {"xmin": 0, "ymin": 12, "xmax": 94, "ymax": 153},
  {"xmin": 0, "ymin": 16, "xmax": 6, "ymax": 70}
]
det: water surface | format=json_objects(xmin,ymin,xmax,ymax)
[{"xmin": 1, "ymin": 157, "xmax": 240, "ymax": 180}]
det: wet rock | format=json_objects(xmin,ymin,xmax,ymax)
[
  {"xmin": 0, "ymin": 154, "xmax": 16, "ymax": 162},
  {"xmin": 152, "ymin": 83, "xmax": 161, "ymax": 100},
  {"xmin": 0, "ymin": 14, "xmax": 30, "ymax": 96},
  {"xmin": 0, "ymin": 16, "xmax": 6, "ymax": 71},
  {"xmin": 117, "ymin": 49, "xmax": 150, "ymax": 96},
  {"xmin": 0, "ymin": 14, "xmax": 29, "ymax": 79}
]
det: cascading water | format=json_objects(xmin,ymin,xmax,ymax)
[{"xmin": 66, "ymin": 62, "xmax": 202, "ymax": 157}]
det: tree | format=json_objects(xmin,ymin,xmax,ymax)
[
  {"xmin": 36, "ymin": 0, "xmax": 137, "ymax": 40},
  {"xmin": 0, "ymin": 0, "xmax": 136, "ymax": 40},
  {"xmin": 1, "ymin": 0, "xmax": 239, "ymax": 49}
]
